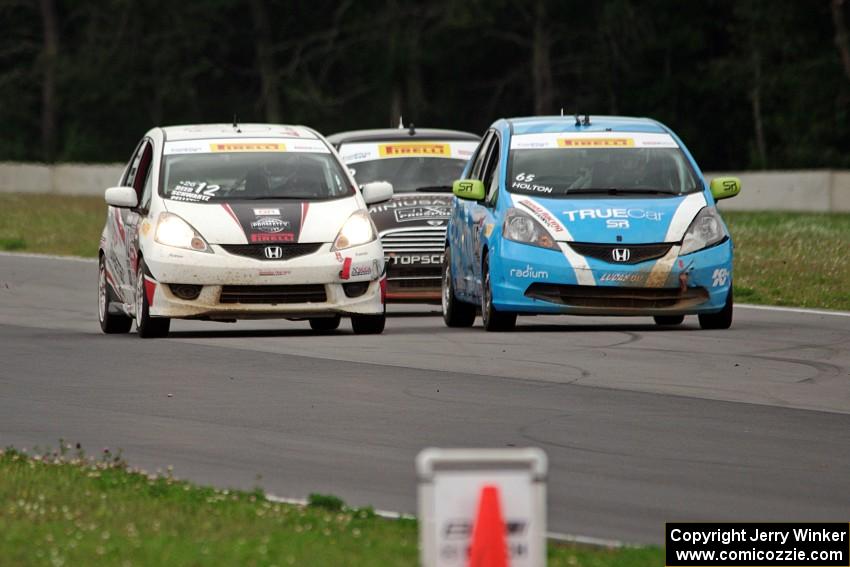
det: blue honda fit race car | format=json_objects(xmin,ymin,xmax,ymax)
[{"xmin": 442, "ymin": 115, "xmax": 742, "ymax": 331}]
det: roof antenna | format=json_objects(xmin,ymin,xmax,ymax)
[
  {"xmin": 408, "ymin": 122, "xmax": 416, "ymax": 136},
  {"xmin": 560, "ymin": 108, "xmax": 564, "ymax": 117},
  {"xmin": 398, "ymin": 115, "xmax": 404, "ymax": 129},
  {"xmin": 233, "ymin": 113, "xmax": 241, "ymax": 133},
  {"xmin": 582, "ymin": 114, "xmax": 591, "ymax": 126},
  {"xmin": 574, "ymin": 113, "xmax": 581, "ymax": 127}
]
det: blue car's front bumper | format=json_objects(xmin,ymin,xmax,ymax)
[{"xmin": 491, "ymin": 239, "xmax": 732, "ymax": 316}]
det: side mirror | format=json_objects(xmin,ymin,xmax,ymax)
[
  {"xmin": 452, "ymin": 179, "xmax": 485, "ymax": 201},
  {"xmin": 104, "ymin": 186, "xmax": 138, "ymax": 208},
  {"xmin": 360, "ymin": 181, "xmax": 393, "ymax": 205},
  {"xmin": 709, "ymin": 177, "xmax": 741, "ymax": 201}
]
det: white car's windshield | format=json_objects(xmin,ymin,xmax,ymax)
[
  {"xmin": 161, "ymin": 150, "xmax": 353, "ymax": 202},
  {"xmin": 508, "ymin": 133, "xmax": 701, "ymax": 197}
]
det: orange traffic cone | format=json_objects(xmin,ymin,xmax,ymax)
[{"xmin": 467, "ymin": 485, "xmax": 509, "ymax": 567}]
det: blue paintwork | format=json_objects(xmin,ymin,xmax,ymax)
[{"xmin": 446, "ymin": 115, "xmax": 733, "ymax": 316}]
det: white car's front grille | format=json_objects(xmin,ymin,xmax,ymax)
[{"xmin": 380, "ymin": 227, "xmax": 446, "ymax": 254}]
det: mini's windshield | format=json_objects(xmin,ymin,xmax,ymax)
[
  {"xmin": 507, "ymin": 133, "xmax": 700, "ymax": 198},
  {"xmin": 349, "ymin": 157, "xmax": 467, "ymax": 193},
  {"xmin": 161, "ymin": 150, "xmax": 352, "ymax": 202}
]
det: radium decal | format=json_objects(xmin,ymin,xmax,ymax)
[{"xmin": 509, "ymin": 265, "xmax": 548, "ymax": 279}]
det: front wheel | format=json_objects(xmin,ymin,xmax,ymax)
[
  {"xmin": 481, "ymin": 254, "xmax": 516, "ymax": 332},
  {"xmin": 442, "ymin": 246, "xmax": 476, "ymax": 328},
  {"xmin": 135, "ymin": 259, "xmax": 171, "ymax": 339},
  {"xmin": 698, "ymin": 288, "xmax": 733, "ymax": 330},
  {"xmin": 98, "ymin": 256, "xmax": 132, "ymax": 334},
  {"xmin": 351, "ymin": 314, "xmax": 385, "ymax": 335}
]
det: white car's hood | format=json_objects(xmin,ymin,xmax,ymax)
[{"xmin": 163, "ymin": 197, "xmax": 360, "ymax": 245}]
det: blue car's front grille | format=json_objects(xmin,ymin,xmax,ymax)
[
  {"xmin": 525, "ymin": 283, "xmax": 708, "ymax": 310},
  {"xmin": 568, "ymin": 242, "xmax": 672, "ymax": 265}
]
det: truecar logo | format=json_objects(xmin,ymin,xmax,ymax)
[{"xmin": 510, "ymin": 265, "xmax": 548, "ymax": 279}]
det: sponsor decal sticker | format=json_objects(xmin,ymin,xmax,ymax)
[
  {"xmin": 563, "ymin": 208, "xmax": 664, "ymax": 222},
  {"xmin": 378, "ymin": 142, "xmax": 450, "ymax": 157},
  {"xmin": 251, "ymin": 232, "xmax": 295, "ymax": 243},
  {"xmin": 557, "ymin": 137, "xmax": 634, "ymax": 148},
  {"xmin": 170, "ymin": 181, "xmax": 220, "ymax": 202},
  {"xmin": 254, "ymin": 208, "xmax": 280, "ymax": 216},
  {"xmin": 512, "ymin": 172, "xmax": 553, "ymax": 194},
  {"xmin": 394, "ymin": 206, "xmax": 450, "ymax": 222},
  {"xmin": 518, "ymin": 199, "xmax": 565, "ymax": 234},
  {"xmin": 712, "ymin": 268, "xmax": 729, "ymax": 287},
  {"xmin": 509, "ymin": 265, "xmax": 548, "ymax": 279},
  {"xmin": 599, "ymin": 272, "xmax": 647, "ymax": 284},
  {"xmin": 387, "ymin": 254, "xmax": 443, "ymax": 265},
  {"xmin": 350, "ymin": 264, "xmax": 373, "ymax": 277},
  {"xmin": 259, "ymin": 270, "xmax": 291, "ymax": 276},
  {"xmin": 251, "ymin": 217, "xmax": 291, "ymax": 234},
  {"xmin": 211, "ymin": 142, "xmax": 286, "ymax": 152}
]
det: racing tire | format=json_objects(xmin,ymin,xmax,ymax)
[
  {"xmin": 653, "ymin": 315, "xmax": 685, "ymax": 326},
  {"xmin": 442, "ymin": 246, "xmax": 476, "ymax": 328},
  {"xmin": 309, "ymin": 316, "xmax": 341, "ymax": 332},
  {"xmin": 135, "ymin": 259, "xmax": 171, "ymax": 339},
  {"xmin": 698, "ymin": 288, "xmax": 733, "ymax": 330},
  {"xmin": 481, "ymin": 253, "xmax": 516, "ymax": 332},
  {"xmin": 350, "ymin": 314, "xmax": 385, "ymax": 335},
  {"xmin": 98, "ymin": 255, "xmax": 132, "ymax": 334}
]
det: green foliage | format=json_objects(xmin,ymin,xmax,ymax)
[
  {"xmin": 0, "ymin": 0, "xmax": 848, "ymax": 169},
  {"xmin": 307, "ymin": 492, "xmax": 346, "ymax": 511}
]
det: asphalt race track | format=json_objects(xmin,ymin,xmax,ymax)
[{"xmin": 1, "ymin": 252, "xmax": 848, "ymax": 544}]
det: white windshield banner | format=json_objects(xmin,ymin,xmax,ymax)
[
  {"xmin": 339, "ymin": 141, "xmax": 479, "ymax": 164},
  {"xmin": 510, "ymin": 131, "xmax": 679, "ymax": 150},
  {"xmin": 163, "ymin": 138, "xmax": 330, "ymax": 156}
]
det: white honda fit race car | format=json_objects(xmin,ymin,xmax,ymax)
[{"xmin": 98, "ymin": 123, "xmax": 393, "ymax": 338}]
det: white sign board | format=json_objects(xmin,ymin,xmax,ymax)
[{"xmin": 417, "ymin": 448, "xmax": 547, "ymax": 567}]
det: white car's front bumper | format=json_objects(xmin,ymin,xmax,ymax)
[{"xmin": 143, "ymin": 240, "xmax": 385, "ymax": 319}]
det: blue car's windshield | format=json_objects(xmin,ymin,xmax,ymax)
[{"xmin": 507, "ymin": 134, "xmax": 701, "ymax": 197}]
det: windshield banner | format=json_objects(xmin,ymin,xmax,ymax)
[
  {"xmin": 164, "ymin": 138, "xmax": 330, "ymax": 155},
  {"xmin": 510, "ymin": 132, "xmax": 679, "ymax": 150},
  {"xmin": 339, "ymin": 141, "xmax": 478, "ymax": 164}
]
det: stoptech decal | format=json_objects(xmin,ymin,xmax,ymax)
[
  {"xmin": 225, "ymin": 202, "xmax": 305, "ymax": 243},
  {"xmin": 378, "ymin": 143, "xmax": 450, "ymax": 157},
  {"xmin": 386, "ymin": 254, "xmax": 443, "ymax": 265}
]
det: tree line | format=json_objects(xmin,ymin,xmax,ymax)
[{"xmin": 1, "ymin": 0, "xmax": 849, "ymax": 171}]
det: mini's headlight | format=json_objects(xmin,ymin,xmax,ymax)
[
  {"xmin": 503, "ymin": 208, "xmax": 559, "ymax": 250},
  {"xmin": 332, "ymin": 210, "xmax": 376, "ymax": 250},
  {"xmin": 154, "ymin": 212, "xmax": 211, "ymax": 253},
  {"xmin": 680, "ymin": 206, "xmax": 728, "ymax": 255}
]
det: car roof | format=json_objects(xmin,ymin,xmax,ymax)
[
  {"xmin": 326, "ymin": 128, "xmax": 480, "ymax": 145},
  {"xmin": 506, "ymin": 115, "xmax": 668, "ymax": 135},
  {"xmin": 160, "ymin": 123, "xmax": 319, "ymax": 141}
]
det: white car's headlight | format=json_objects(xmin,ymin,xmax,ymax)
[
  {"xmin": 680, "ymin": 206, "xmax": 728, "ymax": 255},
  {"xmin": 502, "ymin": 208, "xmax": 559, "ymax": 250},
  {"xmin": 332, "ymin": 211, "xmax": 376, "ymax": 250},
  {"xmin": 154, "ymin": 212, "xmax": 211, "ymax": 253}
]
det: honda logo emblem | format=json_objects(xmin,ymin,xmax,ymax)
[
  {"xmin": 264, "ymin": 246, "xmax": 283, "ymax": 259},
  {"xmin": 612, "ymin": 248, "xmax": 630, "ymax": 262}
]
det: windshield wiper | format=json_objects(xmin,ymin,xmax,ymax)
[
  {"xmin": 566, "ymin": 187, "xmax": 676, "ymax": 196},
  {"xmin": 414, "ymin": 185, "xmax": 453, "ymax": 193}
]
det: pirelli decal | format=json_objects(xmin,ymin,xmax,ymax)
[
  {"xmin": 210, "ymin": 142, "xmax": 286, "ymax": 152},
  {"xmin": 557, "ymin": 138, "xmax": 634, "ymax": 148},
  {"xmin": 378, "ymin": 143, "xmax": 450, "ymax": 157}
]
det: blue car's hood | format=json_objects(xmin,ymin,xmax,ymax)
[{"xmin": 510, "ymin": 192, "xmax": 708, "ymax": 244}]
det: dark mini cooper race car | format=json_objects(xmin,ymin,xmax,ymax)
[{"xmin": 327, "ymin": 126, "xmax": 480, "ymax": 302}]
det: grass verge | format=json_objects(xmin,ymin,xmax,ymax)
[
  {"xmin": 1, "ymin": 193, "xmax": 847, "ymax": 310},
  {"xmin": 0, "ymin": 446, "xmax": 661, "ymax": 566}
]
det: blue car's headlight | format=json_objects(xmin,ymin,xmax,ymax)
[
  {"xmin": 503, "ymin": 208, "xmax": 559, "ymax": 250},
  {"xmin": 680, "ymin": 207, "xmax": 728, "ymax": 255}
]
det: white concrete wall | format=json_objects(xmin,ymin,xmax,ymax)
[
  {"xmin": 0, "ymin": 162, "xmax": 124, "ymax": 197},
  {"xmin": 0, "ymin": 162, "xmax": 848, "ymax": 212}
]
